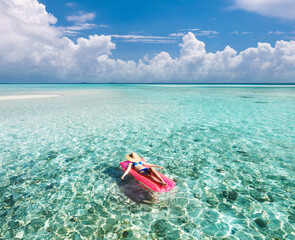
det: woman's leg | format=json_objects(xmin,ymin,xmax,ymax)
[
  {"xmin": 148, "ymin": 174, "xmax": 165, "ymax": 185},
  {"xmin": 148, "ymin": 168, "xmax": 167, "ymax": 185},
  {"xmin": 138, "ymin": 169, "xmax": 163, "ymax": 184}
]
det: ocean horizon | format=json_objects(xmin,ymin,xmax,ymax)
[{"xmin": 1, "ymin": 83, "xmax": 295, "ymax": 85}]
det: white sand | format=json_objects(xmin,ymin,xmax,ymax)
[{"xmin": 0, "ymin": 94, "xmax": 60, "ymax": 101}]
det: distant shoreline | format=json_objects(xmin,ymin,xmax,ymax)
[{"xmin": 0, "ymin": 83, "xmax": 294, "ymax": 85}]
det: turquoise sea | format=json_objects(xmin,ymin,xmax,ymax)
[{"xmin": 0, "ymin": 84, "xmax": 294, "ymax": 239}]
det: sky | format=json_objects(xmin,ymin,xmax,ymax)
[{"xmin": 0, "ymin": 0, "xmax": 295, "ymax": 83}]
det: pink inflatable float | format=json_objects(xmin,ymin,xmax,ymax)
[{"xmin": 120, "ymin": 158, "xmax": 176, "ymax": 192}]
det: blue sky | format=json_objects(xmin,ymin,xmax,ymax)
[
  {"xmin": 41, "ymin": 0, "xmax": 295, "ymax": 60},
  {"xmin": 0, "ymin": 0, "xmax": 295, "ymax": 83}
]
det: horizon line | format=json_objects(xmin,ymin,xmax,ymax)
[{"xmin": 0, "ymin": 83, "xmax": 295, "ymax": 85}]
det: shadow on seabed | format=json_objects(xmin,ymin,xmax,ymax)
[{"xmin": 103, "ymin": 167, "xmax": 158, "ymax": 204}]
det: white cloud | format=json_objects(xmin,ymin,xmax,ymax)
[
  {"xmin": 0, "ymin": 0, "xmax": 115, "ymax": 80},
  {"xmin": 269, "ymin": 31, "xmax": 286, "ymax": 35},
  {"xmin": 232, "ymin": 0, "xmax": 295, "ymax": 20},
  {"xmin": 59, "ymin": 23, "xmax": 97, "ymax": 32},
  {"xmin": 110, "ymin": 35, "xmax": 175, "ymax": 43},
  {"xmin": 0, "ymin": 0, "xmax": 295, "ymax": 83},
  {"xmin": 66, "ymin": 2, "xmax": 75, "ymax": 8},
  {"xmin": 169, "ymin": 30, "xmax": 219, "ymax": 38},
  {"xmin": 62, "ymin": 11, "xmax": 109, "ymax": 36},
  {"xmin": 98, "ymin": 24, "xmax": 110, "ymax": 28},
  {"xmin": 230, "ymin": 31, "xmax": 239, "ymax": 35},
  {"xmin": 66, "ymin": 11, "xmax": 96, "ymax": 23},
  {"xmin": 195, "ymin": 30, "xmax": 219, "ymax": 36},
  {"xmin": 2, "ymin": 0, "xmax": 57, "ymax": 25},
  {"xmin": 178, "ymin": 28, "xmax": 200, "ymax": 32},
  {"xmin": 110, "ymin": 35, "xmax": 169, "ymax": 40},
  {"xmin": 169, "ymin": 33, "xmax": 186, "ymax": 37},
  {"xmin": 269, "ymin": 31, "xmax": 295, "ymax": 35},
  {"xmin": 59, "ymin": 23, "xmax": 109, "ymax": 36}
]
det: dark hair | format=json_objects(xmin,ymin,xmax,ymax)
[{"xmin": 129, "ymin": 153, "xmax": 133, "ymax": 158}]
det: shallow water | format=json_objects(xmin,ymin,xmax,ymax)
[{"xmin": 0, "ymin": 84, "xmax": 294, "ymax": 239}]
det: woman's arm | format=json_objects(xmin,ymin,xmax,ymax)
[
  {"xmin": 121, "ymin": 163, "xmax": 132, "ymax": 179},
  {"xmin": 143, "ymin": 162, "xmax": 164, "ymax": 169}
]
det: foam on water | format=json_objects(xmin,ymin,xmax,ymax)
[{"xmin": 0, "ymin": 84, "xmax": 294, "ymax": 239}]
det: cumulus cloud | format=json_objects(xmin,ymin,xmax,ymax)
[
  {"xmin": 232, "ymin": 0, "xmax": 295, "ymax": 20},
  {"xmin": 0, "ymin": 0, "xmax": 115, "ymax": 81},
  {"xmin": 0, "ymin": 0, "xmax": 295, "ymax": 83}
]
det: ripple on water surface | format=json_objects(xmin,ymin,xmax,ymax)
[{"xmin": 0, "ymin": 85, "xmax": 294, "ymax": 239}]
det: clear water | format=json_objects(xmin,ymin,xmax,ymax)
[{"xmin": 0, "ymin": 84, "xmax": 294, "ymax": 240}]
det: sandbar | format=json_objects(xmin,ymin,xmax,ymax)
[{"xmin": 0, "ymin": 94, "xmax": 60, "ymax": 101}]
